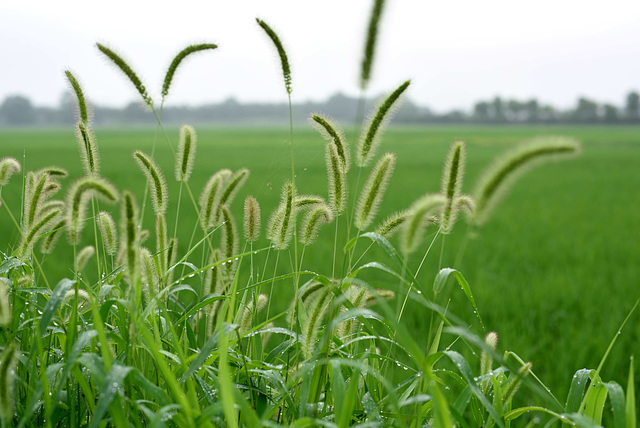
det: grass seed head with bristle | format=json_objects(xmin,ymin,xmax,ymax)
[
  {"xmin": 133, "ymin": 150, "xmax": 168, "ymax": 214},
  {"xmin": 243, "ymin": 196, "xmax": 261, "ymax": 243},
  {"xmin": 97, "ymin": 211, "xmax": 118, "ymax": 255},
  {"xmin": 199, "ymin": 169, "xmax": 232, "ymax": 229},
  {"xmin": 355, "ymin": 152, "xmax": 396, "ymax": 230},
  {"xmin": 121, "ymin": 191, "xmax": 140, "ymax": 287},
  {"xmin": 36, "ymin": 166, "xmax": 68, "ymax": 180},
  {"xmin": 218, "ymin": 168, "xmax": 250, "ymax": 212},
  {"xmin": 0, "ymin": 157, "xmax": 21, "ymax": 187},
  {"xmin": 503, "ymin": 361, "xmax": 532, "ymax": 408},
  {"xmin": 455, "ymin": 194, "xmax": 476, "ymax": 217},
  {"xmin": 300, "ymin": 203, "xmax": 334, "ymax": 246},
  {"xmin": 286, "ymin": 279, "xmax": 326, "ymax": 325},
  {"xmin": 96, "ymin": 43, "xmax": 153, "ymax": 107},
  {"xmin": 24, "ymin": 171, "xmax": 49, "ymax": 229},
  {"xmin": 336, "ymin": 284, "xmax": 369, "ymax": 339},
  {"xmin": 268, "ymin": 181, "xmax": 296, "ymax": 250},
  {"xmin": 239, "ymin": 294, "xmax": 268, "ymax": 335},
  {"xmin": 75, "ymin": 245, "xmax": 95, "ymax": 271},
  {"xmin": 295, "ymin": 194, "xmax": 326, "ymax": 210},
  {"xmin": 357, "ymin": 80, "xmax": 410, "ymax": 167},
  {"xmin": 140, "ymin": 247, "xmax": 157, "ymax": 296},
  {"xmin": 375, "ymin": 209, "xmax": 410, "ymax": 238},
  {"xmin": 40, "ymin": 218, "xmax": 66, "ymax": 254},
  {"xmin": 175, "ymin": 125, "xmax": 197, "ymax": 182},
  {"xmin": 204, "ymin": 248, "xmax": 222, "ymax": 296},
  {"xmin": 65, "ymin": 69, "xmax": 89, "ymax": 123},
  {"xmin": 155, "ymin": 213, "xmax": 168, "ymax": 277},
  {"xmin": 17, "ymin": 207, "xmax": 62, "ymax": 260},
  {"xmin": 400, "ymin": 193, "xmax": 447, "ymax": 255},
  {"xmin": 220, "ymin": 205, "xmax": 239, "ymax": 279},
  {"xmin": 363, "ymin": 288, "xmax": 395, "ymax": 307},
  {"xmin": 256, "ymin": 18, "xmax": 292, "ymax": 94},
  {"xmin": 480, "ymin": 331, "xmax": 498, "ymax": 393},
  {"xmin": 0, "ymin": 342, "xmax": 18, "ymax": 421},
  {"xmin": 162, "ymin": 43, "xmax": 218, "ymax": 99},
  {"xmin": 360, "ymin": 0, "xmax": 386, "ymax": 90},
  {"xmin": 66, "ymin": 176, "xmax": 119, "ymax": 245},
  {"xmin": 0, "ymin": 280, "xmax": 10, "ymax": 326},
  {"xmin": 75, "ymin": 122, "xmax": 100, "ymax": 176},
  {"xmin": 301, "ymin": 286, "xmax": 334, "ymax": 359},
  {"xmin": 311, "ymin": 114, "xmax": 350, "ymax": 171},
  {"xmin": 471, "ymin": 136, "xmax": 581, "ymax": 225},
  {"xmin": 325, "ymin": 142, "xmax": 347, "ymax": 215},
  {"xmin": 440, "ymin": 140, "xmax": 466, "ymax": 234}
]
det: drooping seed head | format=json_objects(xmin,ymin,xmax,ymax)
[
  {"xmin": 74, "ymin": 245, "xmax": 95, "ymax": 271},
  {"xmin": 243, "ymin": 196, "xmax": 261, "ymax": 243},
  {"xmin": 455, "ymin": 194, "xmax": 476, "ymax": 216},
  {"xmin": 24, "ymin": 171, "xmax": 49, "ymax": 229},
  {"xmin": 165, "ymin": 237, "xmax": 178, "ymax": 285},
  {"xmin": 400, "ymin": 193, "xmax": 447, "ymax": 255},
  {"xmin": 472, "ymin": 136, "xmax": 581, "ymax": 225},
  {"xmin": 96, "ymin": 43, "xmax": 153, "ymax": 107},
  {"xmin": 97, "ymin": 211, "xmax": 118, "ymax": 255},
  {"xmin": 175, "ymin": 124, "xmax": 197, "ymax": 182},
  {"xmin": 75, "ymin": 121, "xmax": 100, "ymax": 176},
  {"xmin": 217, "ymin": 168, "xmax": 250, "ymax": 216},
  {"xmin": 133, "ymin": 150, "xmax": 168, "ymax": 214},
  {"xmin": 357, "ymin": 80, "xmax": 410, "ymax": 167},
  {"xmin": 0, "ymin": 158, "xmax": 21, "ymax": 187},
  {"xmin": 360, "ymin": 0, "xmax": 386, "ymax": 90},
  {"xmin": 325, "ymin": 142, "xmax": 347, "ymax": 215},
  {"xmin": 36, "ymin": 166, "xmax": 68, "ymax": 180},
  {"xmin": 120, "ymin": 191, "xmax": 140, "ymax": 287},
  {"xmin": 503, "ymin": 361, "xmax": 532, "ymax": 407},
  {"xmin": 17, "ymin": 207, "xmax": 62, "ymax": 260},
  {"xmin": 65, "ymin": 69, "xmax": 89, "ymax": 124},
  {"xmin": 301, "ymin": 286, "xmax": 334, "ymax": 359},
  {"xmin": 440, "ymin": 140, "xmax": 466, "ymax": 234},
  {"xmin": 66, "ymin": 176, "xmax": 119, "ymax": 245},
  {"xmin": 199, "ymin": 169, "xmax": 232, "ymax": 230},
  {"xmin": 311, "ymin": 113, "xmax": 350, "ymax": 171},
  {"xmin": 268, "ymin": 181, "xmax": 296, "ymax": 250},
  {"xmin": 204, "ymin": 248, "xmax": 222, "ymax": 296},
  {"xmin": 162, "ymin": 44, "xmax": 218, "ymax": 99},
  {"xmin": 155, "ymin": 212, "xmax": 168, "ymax": 278},
  {"xmin": 40, "ymin": 218, "xmax": 66, "ymax": 254},
  {"xmin": 355, "ymin": 152, "xmax": 396, "ymax": 230},
  {"xmin": 375, "ymin": 209, "xmax": 410, "ymax": 238},
  {"xmin": 256, "ymin": 18, "xmax": 292, "ymax": 94},
  {"xmin": 295, "ymin": 194, "xmax": 326, "ymax": 210},
  {"xmin": 220, "ymin": 205, "xmax": 239, "ymax": 279},
  {"xmin": 300, "ymin": 202, "xmax": 334, "ymax": 246}
]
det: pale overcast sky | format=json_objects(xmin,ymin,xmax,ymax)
[{"xmin": 1, "ymin": 0, "xmax": 639, "ymax": 112}]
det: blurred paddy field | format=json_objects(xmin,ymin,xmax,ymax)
[{"xmin": 1, "ymin": 125, "xmax": 639, "ymax": 401}]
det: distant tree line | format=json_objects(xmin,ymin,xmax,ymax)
[{"xmin": 1, "ymin": 90, "xmax": 639, "ymax": 127}]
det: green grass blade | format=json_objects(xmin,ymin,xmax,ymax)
[
  {"xmin": 39, "ymin": 278, "xmax": 74, "ymax": 335},
  {"xmin": 583, "ymin": 372, "xmax": 608, "ymax": 425},
  {"xmin": 603, "ymin": 381, "xmax": 626, "ymax": 428},
  {"xmin": 627, "ymin": 356, "xmax": 636, "ymax": 428},
  {"xmin": 88, "ymin": 364, "xmax": 132, "ymax": 428},
  {"xmin": 566, "ymin": 368, "xmax": 592, "ymax": 412}
]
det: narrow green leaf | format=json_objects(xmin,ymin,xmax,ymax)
[
  {"xmin": 566, "ymin": 368, "xmax": 592, "ymax": 412},
  {"xmin": 584, "ymin": 372, "xmax": 608, "ymax": 425},
  {"xmin": 39, "ymin": 278, "xmax": 74, "ymax": 335},
  {"xmin": 604, "ymin": 381, "xmax": 626, "ymax": 428},
  {"xmin": 627, "ymin": 356, "xmax": 636, "ymax": 428},
  {"xmin": 88, "ymin": 364, "xmax": 132, "ymax": 428}
]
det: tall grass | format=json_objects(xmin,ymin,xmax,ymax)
[{"xmin": 0, "ymin": 3, "xmax": 637, "ymax": 428}]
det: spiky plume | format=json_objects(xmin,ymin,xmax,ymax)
[
  {"xmin": 175, "ymin": 125, "xmax": 197, "ymax": 182},
  {"xmin": 354, "ymin": 152, "xmax": 395, "ymax": 230},
  {"xmin": 440, "ymin": 140, "xmax": 466, "ymax": 234},
  {"xmin": 162, "ymin": 44, "xmax": 218, "ymax": 99},
  {"xmin": 400, "ymin": 194, "xmax": 447, "ymax": 255},
  {"xmin": 300, "ymin": 203, "xmax": 334, "ymax": 246},
  {"xmin": 325, "ymin": 142, "xmax": 347, "ymax": 215},
  {"xmin": 97, "ymin": 211, "xmax": 118, "ymax": 255},
  {"xmin": 133, "ymin": 150, "xmax": 168, "ymax": 214},
  {"xmin": 360, "ymin": 0, "xmax": 386, "ymax": 90},
  {"xmin": 256, "ymin": 18, "xmax": 292, "ymax": 94},
  {"xmin": 75, "ymin": 121, "xmax": 100, "ymax": 176},
  {"xmin": 65, "ymin": 69, "xmax": 89, "ymax": 123},
  {"xmin": 96, "ymin": 43, "xmax": 153, "ymax": 106},
  {"xmin": 0, "ymin": 158, "xmax": 21, "ymax": 187},
  {"xmin": 199, "ymin": 169, "xmax": 231, "ymax": 229},
  {"xmin": 243, "ymin": 196, "xmax": 261, "ymax": 243},
  {"xmin": 66, "ymin": 177, "xmax": 119, "ymax": 245},
  {"xmin": 311, "ymin": 114, "xmax": 350, "ymax": 171}
]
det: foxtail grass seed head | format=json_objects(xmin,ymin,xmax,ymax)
[
  {"xmin": 455, "ymin": 194, "xmax": 476, "ymax": 217},
  {"xmin": 355, "ymin": 152, "xmax": 396, "ymax": 230},
  {"xmin": 286, "ymin": 280, "xmax": 325, "ymax": 325},
  {"xmin": 75, "ymin": 121, "xmax": 100, "ymax": 176},
  {"xmin": 360, "ymin": 0, "xmax": 386, "ymax": 90},
  {"xmin": 40, "ymin": 218, "xmax": 66, "ymax": 254},
  {"xmin": 121, "ymin": 191, "xmax": 140, "ymax": 287},
  {"xmin": 96, "ymin": 43, "xmax": 153, "ymax": 106},
  {"xmin": 17, "ymin": 207, "xmax": 62, "ymax": 260},
  {"xmin": 243, "ymin": 196, "xmax": 261, "ymax": 243},
  {"xmin": 337, "ymin": 285, "xmax": 369, "ymax": 338},
  {"xmin": 66, "ymin": 177, "xmax": 119, "ymax": 245},
  {"xmin": 75, "ymin": 245, "xmax": 95, "ymax": 271},
  {"xmin": 472, "ymin": 136, "xmax": 581, "ymax": 225},
  {"xmin": 364, "ymin": 289, "xmax": 395, "ymax": 307},
  {"xmin": 165, "ymin": 237, "xmax": 178, "ymax": 285},
  {"xmin": 62, "ymin": 289, "xmax": 91, "ymax": 313},
  {"xmin": 300, "ymin": 203, "xmax": 334, "ymax": 246},
  {"xmin": 140, "ymin": 247, "xmax": 157, "ymax": 297},
  {"xmin": 0, "ymin": 157, "xmax": 21, "ymax": 187},
  {"xmin": 325, "ymin": 142, "xmax": 347, "ymax": 215},
  {"xmin": 97, "ymin": 211, "xmax": 118, "ymax": 255},
  {"xmin": 503, "ymin": 362, "xmax": 532, "ymax": 407},
  {"xmin": 256, "ymin": 18, "xmax": 292, "ymax": 94},
  {"xmin": 269, "ymin": 181, "xmax": 296, "ymax": 250},
  {"xmin": 480, "ymin": 331, "xmax": 498, "ymax": 392},
  {"xmin": 295, "ymin": 194, "xmax": 326, "ymax": 210},
  {"xmin": 37, "ymin": 166, "xmax": 68, "ymax": 181},
  {"xmin": 24, "ymin": 171, "xmax": 49, "ymax": 229},
  {"xmin": 155, "ymin": 213, "xmax": 168, "ymax": 277},
  {"xmin": 0, "ymin": 280, "xmax": 10, "ymax": 326},
  {"xmin": 162, "ymin": 44, "xmax": 218, "ymax": 99},
  {"xmin": 220, "ymin": 205, "xmax": 238, "ymax": 278},
  {"xmin": 204, "ymin": 249, "xmax": 222, "ymax": 296},
  {"xmin": 0, "ymin": 342, "xmax": 18, "ymax": 421},
  {"xmin": 357, "ymin": 80, "xmax": 410, "ymax": 167},
  {"xmin": 302, "ymin": 286, "xmax": 334, "ymax": 359},
  {"xmin": 239, "ymin": 294, "xmax": 268, "ymax": 335},
  {"xmin": 400, "ymin": 194, "xmax": 447, "ymax": 255},
  {"xmin": 133, "ymin": 150, "xmax": 168, "ymax": 214},
  {"xmin": 218, "ymin": 169, "xmax": 250, "ymax": 212},
  {"xmin": 311, "ymin": 114, "xmax": 350, "ymax": 171},
  {"xmin": 175, "ymin": 125, "xmax": 197, "ymax": 182},
  {"xmin": 440, "ymin": 140, "xmax": 466, "ymax": 234},
  {"xmin": 375, "ymin": 209, "xmax": 410, "ymax": 238},
  {"xmin": 65, "ymin": 69, "xmax": 89, "ymax": 123},
  {"xmin": 199, "ymin": 169, "xmax": 231, "ymax": 229}
]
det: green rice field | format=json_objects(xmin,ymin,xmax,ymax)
[{"xmin": 1, "ymin": 124, "xmax": 639, "ymax": 403}]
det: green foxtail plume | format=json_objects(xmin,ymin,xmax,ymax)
[
  {"xmin": 24, "ymin": 171, "xmax": 49, "ymax": 229},
  {"xmin": 66, "ymin": 176, "xmax": 119, "ymax": 245},
  {"xmin": 162, "ymin": 44, "xmax": 218, "ymax": 99},
  {"xmin": 325, "ymin": 142, "xmax": 347, "ymax": 215},
  {"xmin": 375, "ymin": 209, "xmax": 410, "ymax": 238},
  {"xmin": 40, "ymin": 218, "xmax": 66, "ymax": 254},
  {"xmin": 121, "ymin": 191, "xmax": 140, "ymax": 287},
  {"xmin": 256, "ymin": 18, "xmax": 292, "ymax": 94},
  {"xmin": 96, "ymin": 43, "xmax": 153, "ymax": 107},
  {"xmin": 503, "ymin": 361, "xmax": 532, "ymax": 409},
  {"xmin": 133, "ymin": 150, "xmax": 168, "ymax": 214},
  {"xmin": 155, "ymin": 213, "xmax": 168, "ymax": 278},
  {"xmin": 440, "ymin": 140, "xmax": 466, "ymax": 234},
  {"xmin": 199, "ymin": 169, "xmax": 231, "ymax": 229},
  {"xmin": 360, "ymin": 0, "xmax": 386, "ymax": 90},
  {"xmin": 471, "ymin": 136, "xmax": 581, "ymax": 225},
  {"xmin": 97, "ymin": 211, "xmax": 118, "ymax": 255},
  {"xmin": 140, "ymin": 247, "xmax": 158, "ymax": 296},
  {"xmin": 400, "ymin": 193, "xmax": 446, "ymax": 255},
  {"xmin": 311, "ymin": 114, "xmax": 350, "ymax": 171},
  {"xmin": 267, "ymin": 181, "xmax": 296, "ymax": 250},
  {"xmin": 36, "ymin": 166, "xmax": 67, "ymax": 180},
  {"xmin": 65, "ymin": 69, "xmax": 89, "ymax": 123},
  {"xmin": 0, "ymin": 342, "xmax": 18, "ymax": 421},
  {"xmin": 75, "ymin": 245, "xmax": 95, "ymax": 271},
  {"xmin": 239, "ymin": 294, "xmax": 268, "ymax": 335},
  {"xmin": 300, "ymin": 202, "xmax": 334, "ymax": 246},
  {"xmin": 355, "ymin": 152, "xmax": 396, "ymax": 230},
  {"xmin": 301, "ymin": 285, "xmax": 334, "ymax": 359},
  {"xmin": 357, "ymin": 80, "xmax": 410, "ymax": 167},
  {"xmin": 295, "ymin": 194, "xmax": 326, "ymax": 210},
  {"xmin": 480, "ymin": 331, "xmax": 498, "ymax": 393},
  {"xmin": 0, "ymin": 157, "xmax": 21, "ymax": 186},
  {"xmin": 220, "ymin": 205, "xmax": 239, "ymax": 279},
  {"xmin": 175, "ymin": 125, "xmax": 197, "ymax": 182},
  {"xmin": 243, "ymin": 196, "xmax": 261, "ymax": 243},
  {"xmin": 75, "ymin": 121, "xmax": 100, "ymax": 176},
  {"xmin": 17, "ymin": 207, "xmax": 62, "ymax": 260}
]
